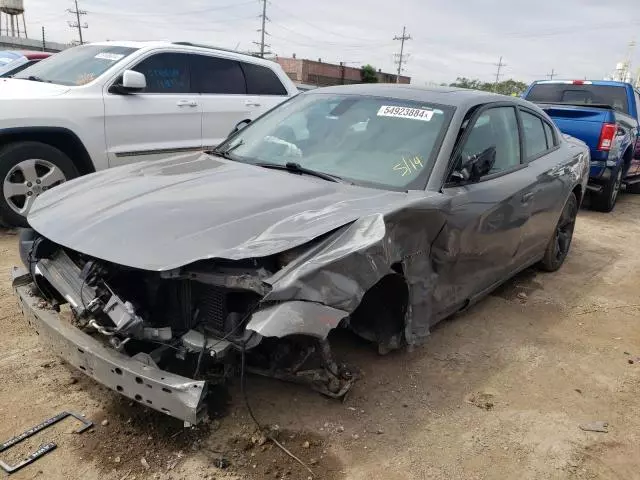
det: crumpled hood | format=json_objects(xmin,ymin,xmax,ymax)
[
  {"xmin": 28, "ymin": 153, "xmax": 415, "ymax": 271},
  {"xmin": 0, "ymin": 78, "xmax": 70, "ymax": 99}
]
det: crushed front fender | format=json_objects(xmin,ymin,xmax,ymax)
[{"xmin": 12, "ymin": 267, "xmax": 207, "ymax": 425}]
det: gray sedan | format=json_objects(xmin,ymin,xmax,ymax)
[{"xmin": 13, "ymin": 84, "xmax": 589, "ymax": 424}]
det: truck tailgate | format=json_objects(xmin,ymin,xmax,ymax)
[{"xmin": 539, "ymin": 105, "xmax": 613, "ymax": 155}]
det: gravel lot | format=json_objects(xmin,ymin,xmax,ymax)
[{"xmin": 1, "ymin": 193, "xmax": 639, "ymax": 480}]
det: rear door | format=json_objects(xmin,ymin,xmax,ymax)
[
  {"xmin": 438, "ymin": 105, "xmax": 534, "ymax": 313},
  {"xmin": 517, "ymin": 108, "xmax": 569, "ymax": 258},
  {"xmin": 192, "ymin": 53, "xmax": 254, "ymax": 149},
  {"xmin": 239, "ymin": 60, "xmax": 291, "ymax": 118},
  {"xmin": 104, "ymin": 51, "xmax": 203, "ymax": 166}
]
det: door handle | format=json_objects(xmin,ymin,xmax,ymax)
[
  {"xmin": 176, "ymin": 100, "xmax": 198, "ymax": 107},
  {"xmin": 521, "ymin": 192, "xmax": 534, "ymax": 203},
  {"xmin": 244, "ymin": 100, "xmax": 261, "ymax": 107}
]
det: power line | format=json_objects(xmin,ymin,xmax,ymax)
[
  {"xmin": 493, "ymin": 56, "xmax": 506, "ymax": 90},
  {"xmin": 252, "ymin": 0, "xmax": 270, "ymax": 58},
  {"xmin": 393, "ymin": 26, "xmax": 411, "ymax": 83},
  {"xmin": 270, "ymin": 21, "xmax": 389, "ymax": 48},
  {"xmin": 88, "ymin": 1, "xmax": 256, "ymax": 18},
  {"xmin": 67, "ymin": 0, "xmax": 87, "ymax": 44},
  {"xmin": 268, "ymin": 3, "xmax": 381, "ymax": 43}
]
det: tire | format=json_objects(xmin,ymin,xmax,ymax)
[
  {"xmin": 0, "ymin": 141, "xmax": 78, "ymax": 227},
  {"xmin": 539, "ymin": 192, "xmax": 578, "ymax": 272},
  {"xmin": 590, "ymin": 165, "xmax": 622, "ymax": 212}
]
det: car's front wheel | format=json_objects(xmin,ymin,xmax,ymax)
[
  {"xmin": 0, "ymin": 142, "xmax": 78, "ymax": 227},
  {"xmin": 539, "ymin": 192, "xmax": 578, "ymax": 272}
]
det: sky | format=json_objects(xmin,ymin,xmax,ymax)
[{"xmin": 17, "ymin": 0, "xmax": 640, "ymax": 85}]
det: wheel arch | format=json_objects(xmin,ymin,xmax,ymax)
[
  {"xmin": 348, "ymin": 267, "xmax": 410, "ymax": 353},
  {"xmin": 622, "ymin": 145, "xmax": 633, "ymax": 175},
  {"xmin": 0, "ymin": 127, "xmax": 95, "ymax": 175}
]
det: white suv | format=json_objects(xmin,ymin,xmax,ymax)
[{"xmin": 0, "ymin": 41, "xmax": 298, "ymax": 226}]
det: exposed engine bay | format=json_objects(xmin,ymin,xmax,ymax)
[{"xmin": 19, "ymin": 232, "xmax": 358, "ymax": 423}]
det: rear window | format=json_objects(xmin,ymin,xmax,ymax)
[
  {"xmin": 240, "ymin": 62, "xmax": 288, "ymax": 96},
  {"xmin": 526, "ymin": 84, "xmax": 629, "ymax": 114}
]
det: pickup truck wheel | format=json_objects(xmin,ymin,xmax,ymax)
[
  {"xmin": 591, "ymin": 166, "xmax": 622, "ymax": 212},
  {"xmin": 539, "ymin": 192, "xmax": 577, "ymax": 272},
  {"xmin": 0, "ymin": 142, "xmax": 78, "ymax": 227}
]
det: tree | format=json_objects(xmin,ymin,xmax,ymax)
[{"xmin": 360, "ymin": 64, "xmax": 378, "ymax": 83}]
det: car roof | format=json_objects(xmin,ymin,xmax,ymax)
[
  {"xmin": 88, "ymin": 40, "xmax": 275, "ymax": 66},
  {"xmin": 303, "ymin": 83, "xmax": 522, "ymax": 109}
]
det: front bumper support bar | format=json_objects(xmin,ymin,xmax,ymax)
[{"xmin": 12, "ymin": 267, "xmax": 207, "ymax": 425}]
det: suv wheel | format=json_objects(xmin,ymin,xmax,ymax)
[
  {"xmin": 0, "ymin": 142, "xmax": 78, "ymax": 227},
  {"xmin": 591, "ymin": 165, "xmax": 622, "ymax": 212}
]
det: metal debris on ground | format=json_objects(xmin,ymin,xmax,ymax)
[
  {"xmin": 579, "ymin": 421, "xmax": 609, "ymax": 433},
  {"xmin": 0, "ymin": 411, "xmax": 93, "ymax": 474}
]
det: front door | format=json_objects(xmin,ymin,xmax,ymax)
[
  {"xmin": 104, "ymin": 52, "xmax": 202, "ymax": 167},
  {"xmin": 435, "ymin": 105, "xmax": 533, "ymax": 315}
]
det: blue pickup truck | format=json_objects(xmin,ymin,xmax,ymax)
[{"xmin": 523, "ymin": 80, "xmax": 640, "ymax": 212}]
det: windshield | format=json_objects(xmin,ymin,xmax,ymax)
[
  {"xmin": 0, "ymin": 51, "xmax": 24, "ymax": 76},
  {"xmin": 218, "ymin": 93, "xmax": 453, "ymax": 191},
  {"xmin": 526, "ymin": 83, "xmax": 629, "ymax": 114},
  {"xmin": 14, "ymin": 44, "xmax": 138, "ymax": 86}
]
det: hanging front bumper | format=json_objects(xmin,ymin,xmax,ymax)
[{"xmin": 11, "ymin": 267, "xmax": 208, "ymax": 425}]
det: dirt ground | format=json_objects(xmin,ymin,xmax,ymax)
[{"xmin": 1, "ymin": 193, "xmax": 640, "ymax": 480}]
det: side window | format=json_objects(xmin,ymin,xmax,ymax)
[
  {"xmin": 521, "ymin": 111, "xmax": 548, "ymax": 158},
  {"xmin": 460, "ymin": 106, "xmax": 521, "ymax": 175},
  {"xmin": 132, "ymin": 53, "xmax": 190, "ymax": 93},
  {"xmin": 634, "ymin": 90, "xmax": 640, "ymax": 116},
  {"xmin": 543, "ymin": 121, "xmax": 556, "ymax": 148},
  {"xmin": 240, "ymin": 62, "xmax": 288, "ymax": 95},
  {"xmin": 191, "ymin": 55, "xmax": 246, "ymax": 94}
]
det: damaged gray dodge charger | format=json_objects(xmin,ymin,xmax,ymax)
[{"xmin": 12, "ymin": 84, "xmax": 589, "ymax": 424}]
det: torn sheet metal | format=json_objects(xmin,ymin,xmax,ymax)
[
  {"xmin": 246, "ymin": 301, "xmax": 349, "ymax": 339},
  {"xmin": 263, "ymin": 206, "xmax": 447, "ymax": 345}
]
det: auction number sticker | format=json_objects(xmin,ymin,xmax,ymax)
[
  {"xmin": 95, "ymin": 53, "xmax": 125, "ymax": 61},
  {"xmin": 377, "ymin": 105, "xmax": 436, "ymax": 121}
]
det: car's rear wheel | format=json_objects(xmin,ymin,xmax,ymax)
[
  {"xmin": 539, "ymin": 192, "xmax": 578, "ymax": 272},
  {"xmin": 591, "ymin": 166, "xmax": 622, "ymax": 212},
  {"xmin": 0, "ymin": 142, "xmax": 78, "ymax": 227}
]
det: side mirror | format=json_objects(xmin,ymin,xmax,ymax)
[
  {"xmin": 110, "ymin": 70, "xmax": 146, "ymax": 94},
  {"xmin": 228, "ymin": 119, "xmax": 251, "ymax": 137},
  {"xmin": 451, "ymin": 146, "xmax": 496, "ymax": 183}
]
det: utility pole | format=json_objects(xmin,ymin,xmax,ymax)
[
  {"xmin": 67, "ymin": 0, "xmax": 88, "ymax": 45},
  {"xmin": 546, "ymin": 68, "xmax": 557, "ymax": 80},
  {"xmin": 252, "ymin": 0, "xmax": 270, "ymax": 58},
  {"xmin": 393, "ymin": 26, "xmax": 412, "ymax": 83},
  {"xmin": 493, "ymin": 56, "xmax": 506, "ymax": 91},
  {"xmin": 41, "ymin": 26, "xmax": 46, "ymax": 52}
]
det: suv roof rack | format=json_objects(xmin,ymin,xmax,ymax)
[{"xmin": 172, "ymin": 42, "xmax": 261, "ymax": 58}]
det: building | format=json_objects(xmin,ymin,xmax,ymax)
[
  {"xmin": 0, "ymin": 35, "xmax": 68, "ymax": 53},
  {"xmin": 275, "ymin": 55, "xmax": 410, "ymax": 88}
]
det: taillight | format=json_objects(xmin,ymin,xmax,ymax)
[
  {"xmin": 598, "ymin": 123, "xmax": 616, "ymax": 151},
  {"xmin": 572, "ymin": 80, "xmax": 585, "ymax": 85}
]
